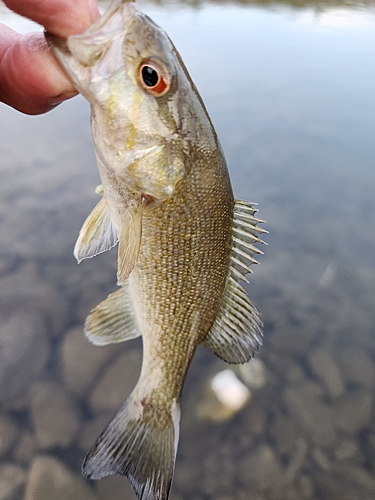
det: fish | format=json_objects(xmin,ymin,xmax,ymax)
[{"xmin": 46, "ymin": 1, "xmax": 266, "ymax": 499}]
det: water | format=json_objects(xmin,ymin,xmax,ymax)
[{"xmin": 0, "ymin": 1, "xmax": 375, "ymax": 499}]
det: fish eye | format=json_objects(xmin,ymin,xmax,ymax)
[{"xmin": 138, "ymin": 59, "xmax": 171, "ymax": 97}]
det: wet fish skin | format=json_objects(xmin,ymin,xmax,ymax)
[{"xmin": 46, "ymin": 2, "xmax": 265, "ymax": 499}]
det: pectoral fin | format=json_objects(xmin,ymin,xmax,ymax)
[
  {"xmin": 74, "ymin": 197, "xmax": 118, "ymax": 263},
  {"xmin": 117, "ymin": 203, "xmax": 143, "ymax": 285},
  {"xmin": 202, "ymin": 200, "xmax": 267, "ymax": 364},
  {"xmin": 85, "ymin": 281, "xmax": 140, "ymax": 346}
]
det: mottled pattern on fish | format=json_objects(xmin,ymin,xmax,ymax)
[
  {"xmin": 132, "ymin": 149, "xmax": 233, "ymax": 403},
  {"xmin": 46, "ymin": 1, "xmax": 266, "ymax": 499}
]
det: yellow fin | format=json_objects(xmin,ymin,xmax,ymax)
[
  {"xmin": 84, "ymin": 281, "xmax": 140, "ymax": 346},
  {"xmin": 117, "ymin": 203, "xmax": 143, "ymax": 285},
  {"xmin": 74, "ymin": 198, "xmax": 118, "ymax": 263},
  {"xmin": 202, "ymin": 200, "xmax": 266, "ymax": 363}
]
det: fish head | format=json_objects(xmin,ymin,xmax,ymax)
[{"xmin": 46, "ymin": 0, "xmax": 213, "ymax": 200}]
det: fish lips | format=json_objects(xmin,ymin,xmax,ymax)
[{"xmin": 45, "ymin": 0, "xmax": 137, "ymax": 95}]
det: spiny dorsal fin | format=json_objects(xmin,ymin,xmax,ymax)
[
  {"xmin": 85, "ymin": 281, "xmax": 140, "ymax": 346},
  {"xmin": 202, "ymin": 200, "xmax": 266, "ymax": 364},
  {"xmin": 74, "ymin": 197, "xmax": 118, "ymax": 263},
  {"xmin": 117, "ymin": 203, "xmax": 143, "ymax": 285},
  {"xmin": 230, "ymin": 200, "xmax": 267, "ymax": 283}
]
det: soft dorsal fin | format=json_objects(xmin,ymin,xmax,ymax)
[
  {"xmin": 74, "ymin": 197, "xmax": 119, "ymax": 263},
  {"xmin": 117, "ymin": 203, "xmax": 143, "ymax": 285},
  {"xmin": 202, "ymin": 200, "xmax": 266, "ymax": 364},
  {"xmin": 85, "ymin": 281, "xmax": 140, "ymax": 346}
]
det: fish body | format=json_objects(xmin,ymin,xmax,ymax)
[{"xmin": 46, "ymin": 2, "xmax": 265, "ymax": 499}]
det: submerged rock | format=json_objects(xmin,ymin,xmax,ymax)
[
  {"xmin": 60, "ymin": 326, "xmax": 118, "ymax": 397},
  {"xmin": 234, "ymin": 358, "xmax": 267, "ymax": 391},
  {"xmin": 30, "ymin": 381, "xmax": 81, "ymax": 449},
  {"xmin": 12, "ymin": 431, "xmax": 38, "ymax": 464},
  {"xmin": 239, "ymin": 445, "xmax": 282, "ymax": 492},
  {"xmin": 338, "ymin": 346, "xmax": 375, "ymax": 388},
  {"xmin": 0, "ymin": 313, "xmax": 49, "ymax": 408},
  {"xmin": 89, "ymin": 349, "xmax": 141, "ymax": 414},
  {"xmin": 308, "ymin": 348, "xmax": 344, "ymax": 399},
  {"xmin": 0, "ymin": 263, "xmax": 69, "ymax": 335},
  {"xmin": 334, "ymin": 390, "xmax": 373, "ymax": 435},
  {"xmin": 95, "ymin": 475, "xmax": 137, "ymax": 500},
  {"xmin": 24, "ymin": 456, "xmax": 99, "ymax": 500},
  {"xmin": 283, "ymin": 382, "xmax": 337, "ymax": 448},
  {"xmin": 0, "ymin": 463, "xmax": 26, "ymax": 500},
  {"xmin": 78, "ymin": 413, "xmax": 112, "ymax": 453},
  {"xmin": 0, "ymin": 414, "xmax": 18, "ymax": 457}
]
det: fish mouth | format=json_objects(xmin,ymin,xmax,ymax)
[{"xmin": 45, "ymin": 0, "xmax": 137, "ymax": 93}]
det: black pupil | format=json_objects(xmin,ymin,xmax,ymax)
[{"xmin": 142, "ymin": 66, "xmax": 159, "ymax": 87}]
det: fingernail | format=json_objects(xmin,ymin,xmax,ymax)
[{"xmin": 49, "ymin": 91, "xmax": 78, "ymax": 106}]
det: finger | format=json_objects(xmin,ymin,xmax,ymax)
[
  {"xmin": 0, "ymin": 27, "xmax": 77, "ymax": 115},
  {"xmin": 3, "ymin": 0, "xmax": 100, "ymax": 38}
]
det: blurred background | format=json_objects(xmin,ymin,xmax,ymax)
[{"xmin": 0, "ymin": 0, "xmax": 375, "ymax": 499}]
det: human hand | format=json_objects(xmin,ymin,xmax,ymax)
[{"xmin": 0, "ymin": 0, "xmax": 100, "ymax": 115}]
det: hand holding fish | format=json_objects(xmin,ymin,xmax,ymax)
[{"xmin": 0, "ymin": 0, "xmax": 100, "ymax": 114}]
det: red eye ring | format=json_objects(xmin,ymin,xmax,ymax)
[{"xmin": 138, "ymin": 59, "xmax": 171, "ymax": 97}]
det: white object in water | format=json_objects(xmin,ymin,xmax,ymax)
[{"xmin": 211, "ymin": 369, "xmax": 250, "ymax": 412}]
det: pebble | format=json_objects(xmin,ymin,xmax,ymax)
[
  {"xmin": 243, "ymin": 402, "xmax": 267, "ymax": 438},
  {"xmin": 338, "ymin": 346, "xmax": 375, "ymax": 388},
  {"xmin": 271, "ymin": 413, "xmax": 300, "ymax": 456},
  {"xmin": 297, "ymin": 474, "xmax": 314, "ymax": 499},
  {"xmin": 30, "ymin": 381, "xmax": 81, "ymax": 449},
  {"xmin": 0, "ymin": 313, "xmax": 49, "ymax": 408},
  {"xmin": 24, "ymin": 455, "xmax": 99, "ymax": 500},
  {"xmin": 89, "ymin": 349, "xmax": 142, "ymax": 414},
  {"xmin": 268, "ymin": 321, "xmax": 315, "ymax": 356},
  {"xmin": 60, "ymin": 326, "xmax": 118, "ymax": 397},
  {"xmin": 173, "ymin": 462, "xmax": 200, "ymax": 495},
  {"xmin": 0, "ymin": 415, "xmax": 18, "ymax": 457},
  {"xmin": 0, "ymin": 208, "xmax": 77, "ymax": 261},
  {"xmin": 316, "ymin": 463, "xmax": 375, "ymax": 500},
  {"xmin": 334, "ymin": 390, "xmax": 373, "ymax": 434},
  {"xmin": 0, "ymin": 463, "xmax": 26, "ymax": 500},
  {"xmin": 239, "ymin": 445, "xmax": 282, "ymax": 492},
  {"xmin": 284, "ymin": 438, "xmax": 307, "ymax": 482},
  {"xmin": 95, "ymin": 475, "xmax": 137, "ymax": 500},
  {"xmin": 78, "ymin": 413, "xmax": 112, "ymax": 453},
  {"xmin": 285, "ymin": 363, "xmax": 305, "ymax": 384},
  {"xmin": 308, "ymin": 348, "xmax": 344, "ymax": 399},
  {"xmin": 12, "ymin": 431, "xmax": 38, "ymax": 464},
  {"xmin": 283, "ymin": 382, "xmax": 337, "ymax": 447},
  {"xmin": 312, "ymin": 448, "xmax": 331, "ymax": 470},
  {"xmin": 0, "ymin": 262, "xmax": 69, "ymax": 335},
  {"xmin": 334, "ymin": 440, "xmax": 360, "ymax": 461},
  {"xmin": 235, "ymin": 358, "xmax": 267, "ymax": 391}
]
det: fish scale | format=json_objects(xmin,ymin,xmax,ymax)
[{"xmin": 46, "ymin": 1, "xmax": 266, "ymax": 498}]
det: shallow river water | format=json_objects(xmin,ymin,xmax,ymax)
[{"xmin": 0, "ymin": 1, "xmax": 375, "ymax": 499}]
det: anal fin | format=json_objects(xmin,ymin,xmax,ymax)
[
  {"xmin": 85, "ymin": 280, "xmax": 140, "ymax": 346},
  {"xmin": 202, "ymin": 200, "xmax": 266, "ymax": 364}
]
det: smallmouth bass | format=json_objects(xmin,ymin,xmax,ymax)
[{"xmin": 46, "ymin": 1, "xmax": 266, "ymax": 499}]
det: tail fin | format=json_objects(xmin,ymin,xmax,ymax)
[{"xmin": 82, "ymin": 395, "xmax": 180, "ymax": 500}]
